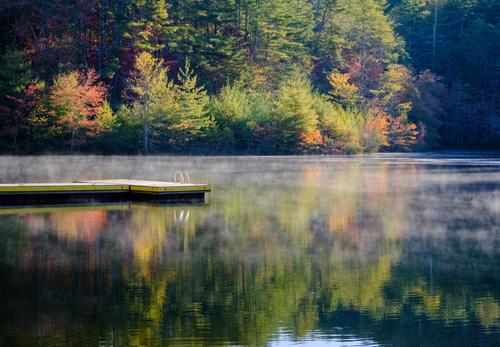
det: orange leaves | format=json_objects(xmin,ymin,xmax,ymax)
[
  {"xmin": 51, "ymin": 69, "xmax": 106, "ymax": 118},
  {"xmin": 300, "ymin": 129, "xmax": 323, "ymax": 146},
  {"xmin": 50, "ymin": 69, "xmax": 108, "ymax": 149},
  {"xmin": 365, "ymin": 110, "xmax": 389, "ymax": 136},
  {"xmin": 49, "ymin": 210, "xmax": 108, "ymax": 244},
  {"xmin": 388, "ymin": 116, "xmax": 418, "ymax": 150},
  {"xmin": 363, "ymin": 110, "xmax": 389, "ymax": 152},
  {"xmin": 363, "ymin": 110, "xmax": 418, "ymax": 151}
]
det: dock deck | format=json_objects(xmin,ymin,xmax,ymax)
[{"xmin": 0, "ymin": 179, "xmax": 211, "ymax": 205}]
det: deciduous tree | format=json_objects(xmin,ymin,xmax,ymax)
[
  {"xmin": 125, "ymin": 51, "xmax": 174, "ymax": 153},
  {"xmin": 50, "ymin": 69, "xmax": 108, "ymax": 151}
]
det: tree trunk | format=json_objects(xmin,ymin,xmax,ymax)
[
  {"xmin": 432, "ymin": 0, "xmax": 438, "ymax": 68},
  {"xmin": 144, "ymin": 122, "xmax": 149, "ymax": 154},
  {"xmin": 71, "ymin": 128, "xmax": 76, "ymax": 153},
  {"xmin": 98, "ymin": 0, "xmax": 105, "ymax": 73}
]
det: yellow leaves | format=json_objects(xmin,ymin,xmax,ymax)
[
  {"xmin": 95, "ymin": 101, "xmax": 116, "ymax": 131},
  {"xmin": 51, "ymin": 69, "xmax": 105, "ymax": 119},
  {"xmin": 131, "ymin": 51, "xmax": 170, "ymax": 101},
  {"xmin": 327, "ymin": 71, "xmax": 360, "ymax": 106},
  {"xmin": 299, "ymin": 129, "xmax": 323, "ymax": 146},
  {"xmin": 374, "ymin": 64, "xmax": 418, "ymax": 116},
  {"xmin": 127, "ymin": 53, "xmax": 210, "ymax": 147},
  {"xmin": 134, "ymin": 51, "xmax": 162, "ymax": 77},
  {"xmin": 365, "ymin": 111, "xmax": 389, "ymax": 140},
  {"xmin": 362, "ymin": 110, "xmax": 390, "ymax": 152},
  {"xmin": 50, "ymin": 73, "xmax": 80, "ymax": 117},
  {"xmin": 327, "ymin": 71, "xmax": 356, "ymax": 93}
]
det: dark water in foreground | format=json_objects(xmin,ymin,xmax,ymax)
[{"xmin": 0, "ymin": 154, "xmax": 499, "ymax": 346}]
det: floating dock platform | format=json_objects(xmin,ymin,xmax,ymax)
[{"xmin": 0, "ymin": 179, "xmax": 211, "ymax": 205}]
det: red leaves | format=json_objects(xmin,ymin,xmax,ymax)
[
  {"xmin": 50, "ymin": 69, "xmax": 108, "ymax": 148},
  {"xmin": 53, "ymin": 69, "xmax": 106, "ymax": 116},
  {"xmin": 388, "ymin": 116, "xmax": 418, "ymax": 150}
]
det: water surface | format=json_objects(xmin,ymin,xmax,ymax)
[{"xmin": 0, "ymin": 153, "xmax": 499, "ymax": 346}]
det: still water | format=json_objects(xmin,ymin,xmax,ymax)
[{"xmin": 0, "ymin": 154, "xmax": 499, "ymax": 346}]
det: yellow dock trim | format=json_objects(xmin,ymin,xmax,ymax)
[
  {"xmin": 0, "ymin": 184, "xmax": 129, "ymax": 193},
  {"xmin": 0, "ymin": 179, "xmax": 211, "ymax": 198},
  {"xmin": 129, "ymin": 184, "xmax": 212, "ymax": 193},
  {"xmin": 78, "ymin": 180, "xmax": 212, "ymax": 194}
]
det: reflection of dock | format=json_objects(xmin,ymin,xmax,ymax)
[
  {"xmin": 0, "ymin": 203, "xmax": 130, "ymax": 215},
  {"xmin": 0, "ymin": 202, "xmax": 206, "ymax": 215},
  {"xmin": 0, "ymin": 179, "xmax": 211, "ymax": 205}
]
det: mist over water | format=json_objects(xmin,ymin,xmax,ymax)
[{"xmin": 0, "ymin": 153, "xmax": 499, "ymax": 346}]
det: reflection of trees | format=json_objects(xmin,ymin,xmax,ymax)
[
  {"xmin": 0, "ymin": 162, "xmax": 498, "ymax": 346},
  {"xmin": 475, "ymin": 295, "xmax": 500, "ymax": 329},
  {"xmin": 50, "ymin": 210, "xmax": 108, "ymax": 243}
]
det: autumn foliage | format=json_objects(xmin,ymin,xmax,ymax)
[
  {"xmin": 388, "ymin": 116, "xmax": 419, "ymax": 150},
  {"xmin": 363, "ymin": 111, "xmax": 390, "ymax": 153},
  {"xmin": 0, "ymin": 0, "xmax": 498, "ymax": 152},
  {"xmin": 327, "ymin": 72, "xmax": 360, "ymax": 106},
  {"xmin": 50, "ymin": 69, "xmax": 108, "ymax": 150}
]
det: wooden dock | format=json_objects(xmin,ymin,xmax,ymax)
[{"xmin": 0, "ymin": 179, "xmax": 211, "ymax": 205}]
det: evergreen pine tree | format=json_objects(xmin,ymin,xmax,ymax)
[
  {"xmin": 170, "ymin": 59, "xmax": 211, "ymax": 143},
  {"xmin": 125, "ymin": 0, "xmax": 175, "ymax": 53}
]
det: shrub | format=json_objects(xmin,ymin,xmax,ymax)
[
  {"xmin": 209, "ymin": 83, "xmax": 254, "ymax": 152},
  {"xmin": 362, "ymin": 110, "xmax": 389, "ymax": 153},
  {"xmin": 315, "ymin": 96, "xmax": 363, "ymax": 153},
  {"xmin": 274, "ymin": 72, "xmax": 320, "ymax": 152}
]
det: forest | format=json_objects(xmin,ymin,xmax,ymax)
[{"xmin": 0, "ymin": 0, "xmax": 499, "ymax": 154}]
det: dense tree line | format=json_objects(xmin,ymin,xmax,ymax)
[{"xmin": 0, "ymin": 0, "xmax": 498, "ymax": 153}]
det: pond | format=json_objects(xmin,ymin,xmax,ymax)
[{"xmin": 0, "ymin": 153, "xmax": 499, "ymax": 346}]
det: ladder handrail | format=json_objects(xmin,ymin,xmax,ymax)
[{"xmin": 174, "ymin": 171, "xmax": 191, "ymax": 183}]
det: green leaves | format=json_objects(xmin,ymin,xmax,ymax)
[
  {"xmin": 315, "ymin": 0, "xmax": 402, "ymax": 70},
  {"xmin": 0, "ymin": 49, "xmax": 34, "ymax": 100},
  {"xmin": 170, "ymin": 59, "xmax": 211, "ymax": 139},
  {"xmin": 122, "ymin": 52, "xmax": 211, "ymax": 151},
  {"xmin": 123, "ymin": 52, "xmax": 173, "ymax": 152},
  {"xmin": 126, "ymin": 0, "xmax": 175, "ymax": 53},
  {"xmin": 275, "ymin": 72, "xmax": 319, "ymax": 144},
  {"xmin": 253, "ymin": 0, "xmax": 314, "ymax": 66}
]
